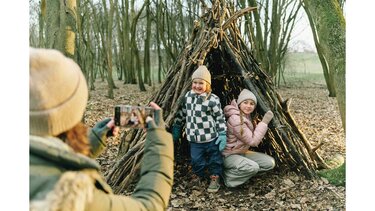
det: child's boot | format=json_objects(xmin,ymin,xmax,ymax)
[{"xmin": 207, "ymin": 175, "xmax": 220, "ymax": 193}]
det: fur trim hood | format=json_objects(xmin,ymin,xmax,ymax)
[
  {"xmin": 30, "ymin": 136, "xmax": 111, "ymax": 211},
  {"xmin": 30, "ymin": 135, "xmax": 100, "ymax": 170}
]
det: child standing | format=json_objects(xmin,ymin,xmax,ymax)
[
  {"xmin": 172, "ymin": 65, "xmax": 227, "ymax": 193},
  {"xmin": 222, "ymin": 89, "xmax": 275, "ymax": 187}
]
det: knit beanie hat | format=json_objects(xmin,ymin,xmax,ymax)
[
  {"xmin": 237, "ymin": 89, "xmax": 257, "ymax": 105},
  {"xmin": 29, "ymin": 48, "xmax": 88, "ymax": 136},
  {"xmin": 192, "ymin": 65, "xmax": 211, "ymax": 85}
]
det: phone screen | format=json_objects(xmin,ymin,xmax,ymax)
[{"xmin": 114, "ymin": 105, "xmax": 154, "ymax": 128}]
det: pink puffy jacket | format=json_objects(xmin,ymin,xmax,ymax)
[{"xmin": 222, "ymin": 100, "xmax": 269, "ymax": 157}]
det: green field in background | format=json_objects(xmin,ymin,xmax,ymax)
[
  {"xmin": 283, "ymin": 52, "xmax": 325, "ymax": 86},
  {"xmin": 284, "ymin": 52, "xmax": 323, "ymax": 74}
]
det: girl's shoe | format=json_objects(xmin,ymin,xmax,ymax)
[{"xmin": 207, "ymin": 175, "xmax": 220, "ymax": 193}]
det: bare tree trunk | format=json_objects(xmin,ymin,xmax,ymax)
[
  {"xmin": 144, "ymin": 0, "xmax": 152, "ymax": 86},
  {"xmin": 247, "ymin": 0, "xmax": 268, "ymax": 71},
  {"xmin": 101, "ymin": 0, "xmax": 115, "ymax": 99},
  {"xmin": 247, "ymin": 0, "xmax": 300, "ymax": 83},
  {"xmin": 91, "ymin": 0, "xmax": 116, "ymax": 98},
  {"xmin": 276, "ymin": 1, "xmax": 301, "ymax": 85},
  {"xmin": 75, "ymin": 0, "xmax": 84, "ymax": 70},
  {"xmin": 118, "ymin": 0, "xmax": 134, "ymax": 84},
  {"xmin": 115, "ymin": 4, "xmax": 124, "ymax": 81},
  {"xmin": 177, "ymin": 0, "xmax": 186, "ymax": 43},
  {"xmin": 80, "ymin": 12, "xmax": 95, "ymax": 90},
  {"xmin": 105, "ymin": 0, "xmax": 116, "ymax": 99},
  {"xmin": 130, "ymin": 2, "xmax": 146, "ymax": 91},
  {"xmin": 155, "ymin": 0, "xmax": 164, "ymax": 84},
  {"xmin": 86, "ymin": 14, "xmax": 96, "ymax": 90},
  {"xmin": 268, "ymin": 0, "xmax": 281, "ymax": 78},
  {"xmin": 157, "ymin": 2, "xmax": 177, "ymax": 63}
]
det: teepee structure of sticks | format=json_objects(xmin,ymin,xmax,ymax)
[{"xmin": 106, "ymin": 0, "xmax": 330, "ymax": 193}]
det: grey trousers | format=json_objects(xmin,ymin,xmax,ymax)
[{"xmin": 223, "ymin": 151, "xmax": 275, "ymax": 187}]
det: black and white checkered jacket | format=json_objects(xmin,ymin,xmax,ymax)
[{"xmin": 174, "ymin": 90, "xmax": 227, "ymax": 143}]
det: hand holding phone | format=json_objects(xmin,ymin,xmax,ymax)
[
  {"xmin": 146, "ymin": 102, "xmax": 165, "ymax": 129},
  {"xmin": 114, "ymin": 105, "xmax": 155, "ymax": 129}
]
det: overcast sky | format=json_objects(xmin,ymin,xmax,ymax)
[{"xmin": 290, "ymin": 8, "xmax": 315, "ymax": 51}]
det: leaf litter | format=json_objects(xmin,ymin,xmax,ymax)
[{"xmin": 84, "ymin": 80, "xmax": 345, "ymax": 210}]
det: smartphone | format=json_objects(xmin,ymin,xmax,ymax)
[{"xmin": 114, "ymin": 105, "xmax": 155, "ymax": 128}]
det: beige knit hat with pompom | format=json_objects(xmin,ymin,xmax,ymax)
[{"xmin": 29, "ymin": 48, "xmax": 88, "ymax": 136}]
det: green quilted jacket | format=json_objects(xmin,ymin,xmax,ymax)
[{"xmin": 30, "ymin": 128, "xmax": 173, "ymax": 211}]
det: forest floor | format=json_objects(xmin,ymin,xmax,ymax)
[{"xmin": 84, "ymin": 79, "xmax": 345, "ymax": 210}]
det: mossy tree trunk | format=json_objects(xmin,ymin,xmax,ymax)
[
  {"xmin": 44, "ymin": 0, "xmax": 76, "ymax": 57},
  {"xmin": 302, "ymin": 0, "xmax": 346, "ymax": 130},
  {"xmin": 38, "ymin": 0, "xmax": 46, "ymax": 48},
  {"xmin": 303, "ymin": 3, "xmax": 336, "ymax": 97},
  {"xmin": 45, "ymin": 0, "xmax": 65, "ymax": 53},
  {"xmin": 64, "ymin": 0, "xmax": 77, "ymax": 58}
]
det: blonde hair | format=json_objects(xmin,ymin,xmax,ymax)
[
  {"xmin": 203, "ymin": 83, "xmax": 212, "ymax": 101},
  {"xmin": 239, "ymin": 110, "xmax": 256, "ymax": 137},
  {"xmin": 239, "ymin": 111, "xmax": 244, "ymax": 136},
  {"xmin": 205, "ymin": 83, "xmax": 211, "ymax": 93},
  {"xmin": 58, "ymin": 122, "xmax": 91, "ymax": 156}
]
